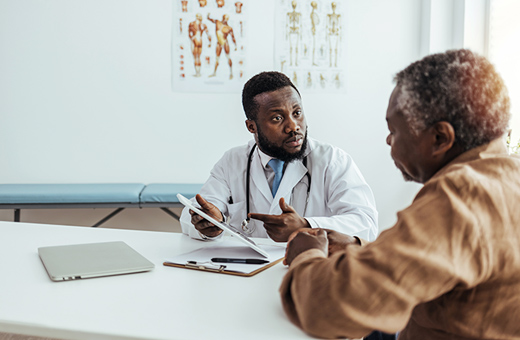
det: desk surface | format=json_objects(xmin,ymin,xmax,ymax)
[{"xmin": 0, "ymin": 221, "xmax": 316, "ymax": 340}]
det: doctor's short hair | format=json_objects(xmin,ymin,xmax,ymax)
[
  {"xmin": 242, "ymin": 71, "xmax": 301, "ymax": 121},
  {"xmin": 394, "ymin": 49, "xmax": 510, "ymax": 151}
]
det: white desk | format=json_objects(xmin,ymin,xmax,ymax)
[{"xmin": 0, "ymin": 221, "xmax": 315, "ymax": 340}]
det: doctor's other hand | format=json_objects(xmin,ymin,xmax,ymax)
[
  {"xmin": 248, "ymin": 197, "xmax": 311, "ymax": 242},
  {"xmin": 190, "ymin": 194, "xmax": 224, "ymax": 238},
  {"xmin": 283, "ymin": 228, "xmax": 328, "ymax": 266}
]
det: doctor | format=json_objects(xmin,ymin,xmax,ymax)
[{"xmin": 180, "ymin": 71, "xmax": 378, "ymax": 242}]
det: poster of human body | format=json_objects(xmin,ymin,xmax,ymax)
[
  {"xmin": 274, "ymin": 0, "xmax": 347, "ymax": 93},
  {"xmin": 172, "ymin": 0, "xmax": 247, "ymax": 92}
]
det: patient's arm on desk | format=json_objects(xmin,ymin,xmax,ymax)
[
  {"xmin": 284, "ymin": 228, "xmax": 361, "ymax": 265},
  {"xmin": 284, "ymin": 229, "xmax": 328, "ymax": 266},
  {"xmin": 323, "ymin": 228, "xmax": 362, "ymax": 254},
  {"xmin": 189, "ymin": 194, "xmax": 224, "ymax": 238}
]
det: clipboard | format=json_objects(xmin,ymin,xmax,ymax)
[{"xmin": 163, "ymin": 242, "xmax": 286, "ymax": 277}]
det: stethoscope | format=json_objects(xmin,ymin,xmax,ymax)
[{"xmin": 241, "ymin": 143, "xmax": 312, "ymax": 234}]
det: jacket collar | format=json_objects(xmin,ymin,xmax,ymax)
[{"xmin": 430, "ymin": 138, "xmax": 509, "ymax": 181}]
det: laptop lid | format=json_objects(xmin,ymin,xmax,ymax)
[{"xmin": 38, "ymin": 241, "xmax": 155, "ymax": 281}]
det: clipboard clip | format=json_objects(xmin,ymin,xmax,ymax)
[{"xmin": 185, "ymin": 261, "xmax": 226, "ymax": 272}]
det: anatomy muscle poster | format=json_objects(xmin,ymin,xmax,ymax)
[{"xmin": 172, "ymin": 0, "xmax": 248, "ymax": 92}]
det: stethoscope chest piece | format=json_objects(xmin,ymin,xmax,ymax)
[{"xmin": 241, "ymin": 218, "xmax": 255, "ymax": 235}]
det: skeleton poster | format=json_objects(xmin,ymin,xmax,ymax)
[
  {"xmin": 274, "ymin": 0, "xmax": 347, "ymax": 93},
  {"xmin": 172, "ymin": 0, "xmax": 247, "ymax": 92}
]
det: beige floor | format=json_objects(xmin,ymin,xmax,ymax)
[
  {"xmin": 0, "ymin": 333, "xmax": 60, "ymax": 340},
  {"xmin": 0, "ymin": 207, "xmax": 183, "ymax": 233}
]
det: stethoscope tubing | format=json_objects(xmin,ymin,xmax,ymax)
[{"xmin": 244, "ymin": 144, "xmax": 311, "ymax": 230}]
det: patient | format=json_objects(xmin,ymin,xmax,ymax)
[{"xmin": 280, "ymin": 49, "xmax": 520, "ymax": 339}]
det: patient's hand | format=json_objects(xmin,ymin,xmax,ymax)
[
  {"xmin": 284, "ymin": 229, "xmax": 328, "ymax": 266},
  {"xmin": 190, "ymin": 194, "xmax": 224, "ymax": 238},
  {"xmin": 283, "ymin": 228, "xmax": 360, "ymax": 265},
  {"xmin": 325, "ymin": 229, "xmax": 360, "ymax": 254}
]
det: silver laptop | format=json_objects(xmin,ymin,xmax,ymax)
[{"xmin": 38, "ymin": 241, "xmax": 155, "ymax": 281}]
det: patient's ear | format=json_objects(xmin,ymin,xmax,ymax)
[
  {"xmin": 431, "ymin": 121, "xmax": 456, "ymax": 156},
  {"xmin": 245, "ymin": 119, "xmax": 256, "ymax": 134}
]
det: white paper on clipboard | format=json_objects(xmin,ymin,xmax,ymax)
[{"xmin": 164, "ymin": 241, "xmax": 286, "ymax": 276}]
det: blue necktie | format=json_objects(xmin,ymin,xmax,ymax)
[{"xmin": 268, "ymin": 159, "xmax": 284, "ymax": 197}]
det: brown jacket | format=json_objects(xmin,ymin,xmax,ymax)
[{"xmin": 280, "ymin": 139, "xmax": 520, "ymax": 339}]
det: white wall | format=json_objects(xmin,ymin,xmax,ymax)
[{"xmin": 2, "ymin": 0, "xmax": 479, "ymax": 233}]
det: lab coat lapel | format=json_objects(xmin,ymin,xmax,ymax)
[
  {"xmin": 250, "ymin": 151, "xmax": 274, "ymax": 204},
  {"xmin": 271, "ymin": 160, "xmax": 306, "ymax": 213}
]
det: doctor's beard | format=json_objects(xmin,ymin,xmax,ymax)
[{"xmin": 256, "ymin": 126, "xmax": 308, "ymax": 163}]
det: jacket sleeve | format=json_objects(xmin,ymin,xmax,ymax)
[
  {"xmin": 180, "ymin": 152, "xmax": 233, "ymax": 239},
  {"xmin": 280, "ymin": 178, "xmax": 491, "ymax": 339}
]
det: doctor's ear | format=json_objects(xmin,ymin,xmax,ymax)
[{"xmin": 245, "ymin": 119, "xmax": 256, "ymax": 134}]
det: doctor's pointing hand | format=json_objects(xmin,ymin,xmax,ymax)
[{"xmin": 249, "ymin": 197, "xmax": 310, "ymax": 242}]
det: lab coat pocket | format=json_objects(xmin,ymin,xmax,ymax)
[{"xmin": 227, "ymin": 201, "xmax": 247, "ymax": 228}]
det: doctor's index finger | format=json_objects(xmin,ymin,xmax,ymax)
[{"xmin": 248, "ymin": 212, "xmax": 279, "ymax": 223}]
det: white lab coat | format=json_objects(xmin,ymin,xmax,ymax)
[{"xmin": 180, "ymin": 138, "xmax": 378, "ymax": 241}]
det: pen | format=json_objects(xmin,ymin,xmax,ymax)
[{"xmin": 211, "ymin": 257, "xmax": 269, "ymax": 264}]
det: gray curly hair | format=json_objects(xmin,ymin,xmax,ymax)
[{"xmin": 394, "ymin": 49, "xmax": 510, "ymax": 151}]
